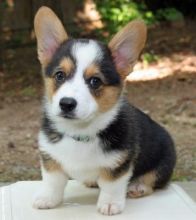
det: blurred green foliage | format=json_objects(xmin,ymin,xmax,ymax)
[
  {"xmin": 142, "ymin": 52, "xmax": 159, "ymax": 64},
  {"xmin": 156, "ymin": 8, "xmax": 184, "ymax": 22},
  {"xmin": 96, "ymin": 0, "xmax": 183, "ymax": 41},
  {"xmin": 0, "ymin": 0, "xmax": 8, "ymax": 8}
]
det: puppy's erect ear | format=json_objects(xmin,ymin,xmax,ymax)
[
  {"xmin": 34, "ymin": 6, "xmax": 68, "ymax": 67},
  {"xmin": 109, "ymin": 20, "xmax": 147, "ymax": 79}
]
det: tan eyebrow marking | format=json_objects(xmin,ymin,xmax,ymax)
[
  {"xmin": 85, "ymin": 63, "xmax": 100, "ymax": 78},
  {"xmin": 59, "ymin": 57, "xmax": 74, "ymax": 76},
  {"xmin": 84, "ymin": 63, "xmax": 106, "ymax": 84}
]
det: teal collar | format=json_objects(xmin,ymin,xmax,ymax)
[
  {"xmin": 72, "ymin": 135, "xmax": 93, "ymax": 142},
  {"xmin": 65, "ymin": 133, "xmax": 95, "ymax": 142}
]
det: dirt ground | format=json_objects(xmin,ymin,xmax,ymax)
[{"xmin": 0, "ymin": 21, "xmax": 195, "ymax": 182}]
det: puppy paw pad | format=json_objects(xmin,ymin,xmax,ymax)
[
  {"xmin": 33, "ymin": 194, "xmax": 62, "ymax": 209},
  {"xmin": 127, "ymin": 183, "xmax": 153, "ymax": 198},
  {"xmin": 98, "ymin": 203, "xmax": 123, "ymax": 215}
]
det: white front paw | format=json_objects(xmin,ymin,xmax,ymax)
[
  {"xmin": 97, "ymin": 202, "xmax": 124, "ymax": 215},
  {"xmin": 33, "ymin": 190, "xmax": 63, "ymax": 209}
]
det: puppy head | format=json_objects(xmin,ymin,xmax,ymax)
[{"xmin": 34, "ymin": 7, "xmax": 146, "ymax": 123}]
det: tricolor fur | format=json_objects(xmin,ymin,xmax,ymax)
[{"xmin": 33, "ymin": 7, "xmax": 176, "ymax": 215}]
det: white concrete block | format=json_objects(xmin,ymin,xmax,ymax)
[{"xmin": 1, "ymin": 181, "xmax": 196, "ymax": 220}]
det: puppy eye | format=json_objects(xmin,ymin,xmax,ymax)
[
  {"xmin": 55, "ymin": 71, "xmax": 65, "ymax": 82},
  {"xmin": 89, "ymin": 77, "xmax": 102, "ymax": 89}
]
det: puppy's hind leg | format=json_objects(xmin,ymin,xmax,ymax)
[
  {"xmin": 128, "ymin": 145, "xmax": 176, "ymax": 199},
  {"xmin": 127, "ymin": 171, "xmax": 155, "ymax": 198}
]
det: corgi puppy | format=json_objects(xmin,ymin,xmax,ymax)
[{"xmin": 33, "ymin": 7, "xmax": 176, "ymax": 215}]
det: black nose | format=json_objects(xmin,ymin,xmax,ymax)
[{"xmin": 59, "ymin": 97, "xmax": 77, "ymax": 113}]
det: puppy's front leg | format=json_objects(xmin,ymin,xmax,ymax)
[
  {"xmin": 33, "ymin": 162, "xmax": 68, "ymax": 209},
  {"xmin": 97, "ymin": 171, "xmax": 131, "ymax": 215}
]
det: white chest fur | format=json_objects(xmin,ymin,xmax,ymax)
[{"xmin": 39, "ymin": 131, "xmax": 123, "ymax": 182}]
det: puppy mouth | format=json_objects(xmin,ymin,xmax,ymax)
[
  {"xmin": 60, "ymin": 112, "xmax": 77, "ymax": 119},
  {"xmin": 59, "ymin": 111, "xmax": 96, "ymax": 123}
]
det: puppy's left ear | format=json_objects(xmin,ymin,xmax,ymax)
[
  {"xmin": 109, "ymin": 20, "xmax": 147, "ymax": 79},
  {"xmin": 34, "ymin": 6, "xmax": 68, "ymax": 67}
]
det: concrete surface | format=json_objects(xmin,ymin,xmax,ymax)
[
  {"xmin": 0, "ymin": 181, "xmax": 195, "ymax": 201},
  {"xmin": 176, "ymin": 181, "xmax": 196, "ymax": 201}
]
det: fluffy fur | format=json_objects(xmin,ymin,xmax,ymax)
[{"xmin": 33, "ymin": 7, "xmax": 176, "ymax": 216}]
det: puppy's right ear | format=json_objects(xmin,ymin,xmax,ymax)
[
  {"xmin": 34, "ymin": 6, "xmax": 68, "ymax": 67},
  {"xmin": 109, "ymin": 20, "xmax": 147, "ymax": 79}
]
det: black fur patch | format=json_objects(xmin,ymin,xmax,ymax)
[
  {"xmin": 95, "ymin": 41, "xmax": 121, "ymax": 86},
  {"xmin": 42, "ymin": 113, "xmax": 63, "ymax": 143},
  {"xmin": 98, "ymin": 99, "xmax": 176, "ymax": 188}
]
